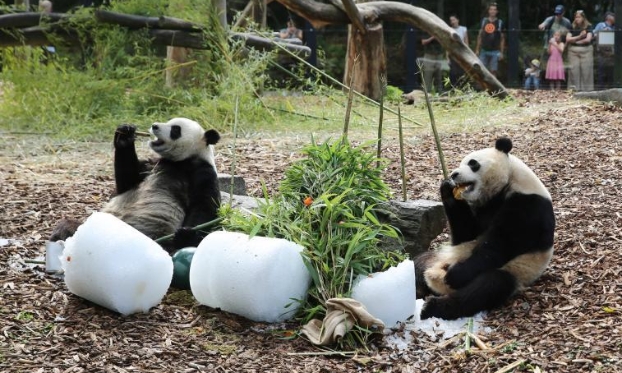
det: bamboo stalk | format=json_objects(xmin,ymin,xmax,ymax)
[
  {"xmin": 230, "ymin": 96, "xmax": 240, "ymax": 197},
  {"xmin": 376, "ymin": 75, "xmax": 386, "ymax": 169},
  {"xmin": 418, "ymin": 61, "xmax": 448, "ymax": 179},
  {"xmin": 397, "ymin": 104, "xmax": 407, "ymax": 202},
  {"xmin": 257, "ymin": 30, "xmax": 423, "ymax": 126},
  {"xmin": 464, "ymin": 316, "xmax": 474, "ymax": 351},
  {"xmin": 154, "ymin": 217, "xmax": 224, "ymax": 243},
  {"xmin": 343, "ymin": 55, "xmax": 359, "ymax": 138}
]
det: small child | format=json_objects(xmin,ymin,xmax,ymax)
[
  {"xmin": 524, "ymin": 59, "xmax": 541, "ymax": 90},
  {"xmin": 545, "ymin": 31, "xmax": 566, "ymax": 90}
]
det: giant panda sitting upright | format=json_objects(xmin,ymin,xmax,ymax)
[
  {"xmin": 51, "ymin": 117, "xmax": 221, "ymax": 252},
  {"xmin": 414, "ymin": 138, "xmax": 555, "ymax": 320}
]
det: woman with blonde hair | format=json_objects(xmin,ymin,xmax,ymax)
[{"xmin": 565, "ymin": 10, "xmax": 593, "ymax": 91}]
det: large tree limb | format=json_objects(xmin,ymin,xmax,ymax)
[
  {"xmin": 275, "ymin": 0, "xmax": 508, "ymax": 98},
  {"xmin": 336, "ymin": 0, "xmax": 366, "ymax": 35}
]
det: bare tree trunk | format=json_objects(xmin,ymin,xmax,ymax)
[
  {"xmin": 343, "ymin": 22, "xmax": 385, "ymax": 100},
  {"xmin": 165, "ymin": 46, "xmax": 190, "ymax": 88}
]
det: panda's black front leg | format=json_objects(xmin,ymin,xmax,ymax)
[
  {"xmin": 173, "ymin": 160, "xmax": 221, "ymax": 250},
  {"xmin": 440, "ymin": 180, "xmax": 480, "ymax": 245},
  {"xmin": 113, "ymin": 124, "xmax": 143, "ymax": 195}
]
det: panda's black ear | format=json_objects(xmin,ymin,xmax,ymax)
[
  {"xmin": 204, "ymin": 129, "xmax": 220, "ymax": 145},
  {"xmin": 495, "ymin": 137, "xmax": 512, "ymax": 154}
]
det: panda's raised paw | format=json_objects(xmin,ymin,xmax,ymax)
[
  {"xmin": 114, "ymin": 124, "xmax": 137, "ymax": 149},
  {"xmin": 440, "ymin": 179, "xmax": 457, "ymax": 201}
]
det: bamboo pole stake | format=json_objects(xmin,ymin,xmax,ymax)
[
  {"xmin": 397, "ymin": 104, "xmax": 407, "ymax": 202},
  {"xmin": 418, "ymin": 61, "xmax": 448, "ymax": 179},
  {"xmin": 257, "ymin": 30, "xmax": 423, "ymax": 126},
  {"xmin": 230, "ymin": 96, "xmax": 240, "ymax": 197},
  {"xmin": 376, "ymin": 74, "xmax": 386, "ymax": 169},
  {"xmin": 343, "ymin": 55, "xmax": 359, "ymax": 138}
]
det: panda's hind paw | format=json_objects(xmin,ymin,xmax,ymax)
[{"xmin": 420, "ymin": 296, "xmax": 460, "ymax": 320}]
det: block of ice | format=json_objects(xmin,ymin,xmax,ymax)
[
  {"xmin": 190, "ymin": 231, "xmax": 311, "ymax": 323},
  {"xmin": 62, "ymin": 212, "xmax": 173, "ymax": 316},
  {"xmin": 351, "ymin": 260, "xmax": 416, "ymax": 328}
]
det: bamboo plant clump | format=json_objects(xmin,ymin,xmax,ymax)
[{"xmin": 222, "ymin": 138, "xmax": 405, "ymax": 334}]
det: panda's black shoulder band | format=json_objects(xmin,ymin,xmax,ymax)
[
  {"xmin": 204, "ymin": 129, "xmax": 220, "ymax": 145},
  {"xmin": 495, "ymin": 137, "xmax": 512, "ymax": 154}
]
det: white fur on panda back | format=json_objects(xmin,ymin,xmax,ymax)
[
  {"xmin": 508, "ymin": 155, "xmax": 551, "ymax": 200},
  {"xmin": 102, "ymin": 172, "xmax": 187, "ymax": 239}
]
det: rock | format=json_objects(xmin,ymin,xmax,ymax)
[
  {"xmin": 378, "ymin": 199, "xmax": 446, "ymax": 258},
  {"xmin": 220, "ymin": 192, "xmax": 263, "ymax": 211},
  {"xmin": 218, "ymin": 173, "xmax": 247, "ymax": 196},
  {"xmin": 574, "ymin": 89, "xmax": 622, "ymax": 105},
  {"xmin": 216, "ymin": 174, "xmax": 446, "ymax": 258}
]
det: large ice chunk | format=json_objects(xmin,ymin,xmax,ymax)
[
  {"xmin": 351, "ymin": 260, "xmax": 416, "ymax": 328},
  {"xmin": 62, "ymin": 212, "xmax": 173, "ymax": 316},
  {"xmin": 190, "ymin": 231, "xmax": 311, "ymax": 322}
]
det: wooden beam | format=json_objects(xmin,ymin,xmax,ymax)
[
  {"xmin": 94, "ymin": 10, "xmax": 203, "ymax": 31},
  {"xmin": 0, "ymin": 12, "xmax": 68, "ymax": 28}
]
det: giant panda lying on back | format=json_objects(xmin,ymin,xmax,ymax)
[
  {"xmin": 51, "ymin": 117, "xmax": 221, "ymax": 253},
  {"xmin": 414, "ymin": 138, "xmax": 555, "ymax": 320}
]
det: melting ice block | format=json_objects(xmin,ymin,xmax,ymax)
[
  {"xmin": 351, "ymin": 259, "xmax": 416, "ymax": 328},
  {"xmin": 62, "ymin": 212, "xmax": 173, "ymax": 316},
  {"xmin": 190, "ymin": 231, "xmax": 311, "ymax": 322}
]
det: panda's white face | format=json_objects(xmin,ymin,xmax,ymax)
[
  {"xmin": 149, "ymin": 117, "xmax": 216, "ymax": 165},
  {"xmin": 450, "ymin": 147, "xmax": 510, "ymax": 205}
]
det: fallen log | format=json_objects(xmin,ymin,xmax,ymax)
[
  {"xmin": 0, "ymin": 12, "xmax": 69, "ymax": 29},
  {"xmin": 0, "ymin": 9, "xmax": 312, "ymax": 59},
  {"xmin": 574, "ymin": 89, "xmax": 622, "ymax": 105},
  {"xmin": 94, "ymin": 10, "xmax": 203, "ymax": 32}
]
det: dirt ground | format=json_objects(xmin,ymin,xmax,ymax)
[{"xmin": 1, "ymin": 90, "xmax": 621, "ymax": 372}]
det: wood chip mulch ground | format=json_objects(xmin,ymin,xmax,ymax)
[{"xmin": 1, "ymin": 90, "xmax": 620, "ymax": 372}]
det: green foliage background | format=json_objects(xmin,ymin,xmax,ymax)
[{"xmin": 0, "ymin": 0, "xmax": 273, "ymax": 138}]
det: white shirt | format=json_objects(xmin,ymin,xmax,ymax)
[{"xmin": 453, "ymin": 25, "xmax": 468, "ymax": 43}]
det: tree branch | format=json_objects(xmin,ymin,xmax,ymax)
[{"xmin": 275, "ymin": 0, "xmax": 509, "ymax": 98}]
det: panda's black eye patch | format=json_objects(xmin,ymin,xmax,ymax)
[
  {"xmin": 468, "ymin": 159, "xmax": 481, "ymax": 172},
  {"xmin": 170, "ymin": 125, "xmax": 181, "ymax": 140}
]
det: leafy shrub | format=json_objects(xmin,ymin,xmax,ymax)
[
  {"xmin": 222, "ymin": 137, "xmax": 405, "ymax": 342},
  {"xmin": 0, "ymin": 0, "xmax": 274, "ymax": 139}
]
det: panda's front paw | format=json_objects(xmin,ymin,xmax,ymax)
[
  {"xmin": 114, "ymin": 124, "xmax": 137, "ymax": 149},
  {"xmin": 440, "ymin": 179, "xmax": 456, "ymax": 202},
  {"xmin": 444, "ymin": 262, "xmax": 474, "ymax": 289}
]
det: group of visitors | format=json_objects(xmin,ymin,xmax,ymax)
[
  {"xmin": 419, "ymin": 2, "xmax": 615, "ymax": 93},
  {"xmin": 537, "ymin": 5, "xmax": 615, "ymax": 91}
]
